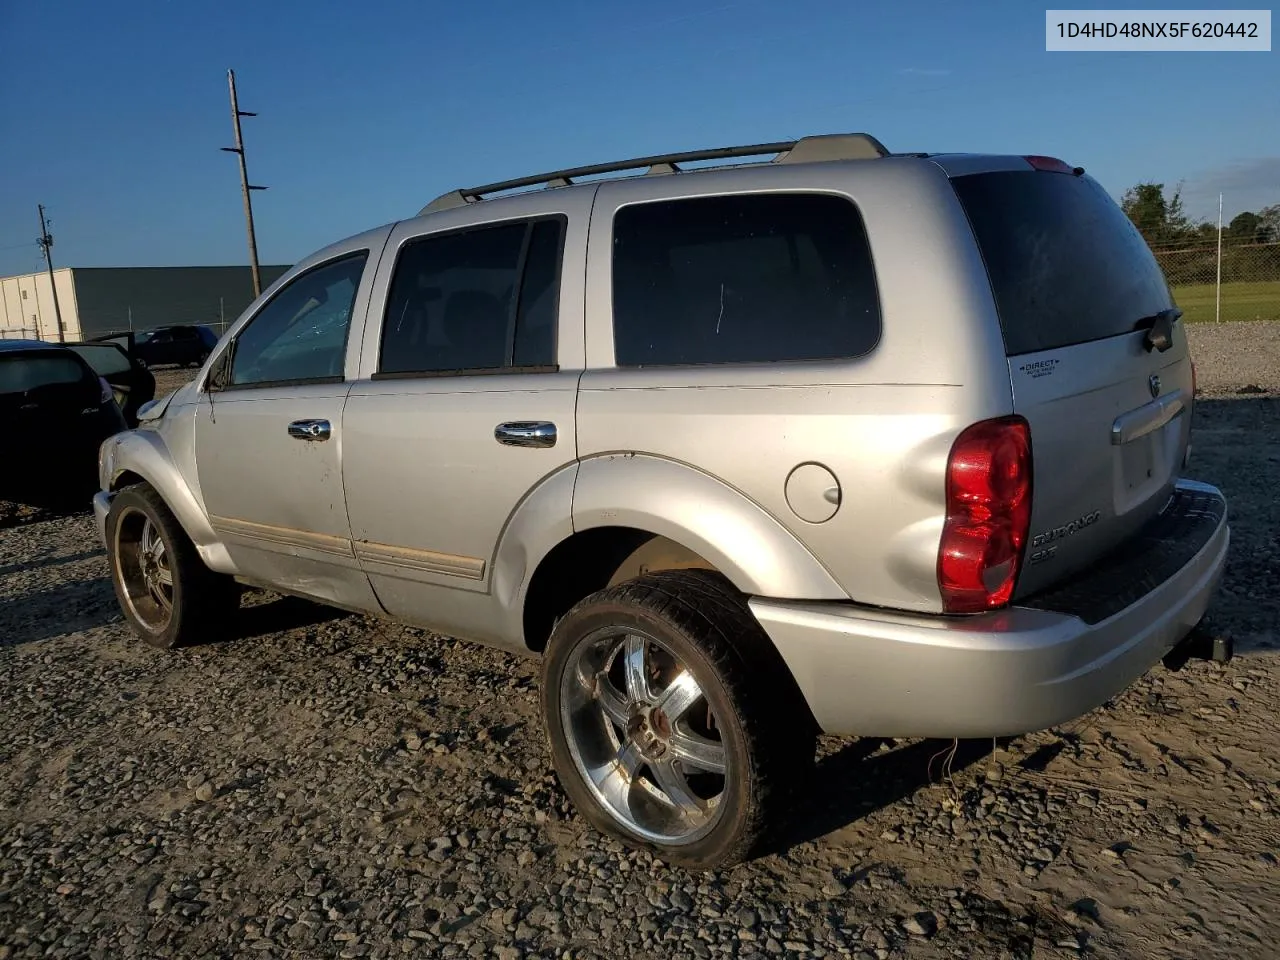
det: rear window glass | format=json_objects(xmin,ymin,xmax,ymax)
[
  {"xmin": 952, "ymin": 171, "xmax": 1174, "ymax": 356},
  {"xmin": 611, "ymin": 193, "xmax": 881, "ymax": 366},
  {"xmin": 0, "ymin": 354, "xmax": 87, "ymax": 394}
]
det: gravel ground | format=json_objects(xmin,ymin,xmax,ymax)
[
  {"xmin": 1186, "ymin": 321, "xmax": 1280, "ymax": 397},
  {"xmin": 2, "ymin": 329, "xmax": 1278, "ymax": 960},
  {"xmin": 148, "ymin": 368, "xmax": 199, "ymax": 401}
]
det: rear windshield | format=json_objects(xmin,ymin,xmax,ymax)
[
  {"xmin": 952, "ymin": 170, "xmax": 1174, "ymax": 356},
  {"xmin": 0, "ymin": 353, "xmax": 87, "ymax": 394}
]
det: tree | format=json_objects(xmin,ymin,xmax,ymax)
[
  {"xmin": 1195, "ymin": 222, "xmax": 1219, "ymax": 242},
  {"xmin": 1121, "ymin": 181, "xmax": 1194, "ymax": 245},
  {"xmin": 1228, "ymin": 211, "xmax": 1262, "ymax": 242},
  {"xmin": 1258, "ymin": 204, "xmax": 1280, "ymax": 244}
]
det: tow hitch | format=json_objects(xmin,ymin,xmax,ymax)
[{"xmin": 1162, "ymin": 627, "xmax": 1234, "ymax": 671}]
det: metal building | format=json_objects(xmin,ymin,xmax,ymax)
[{"xmin": 0, "ymin": 264, "xmax": 291, "ymax": 342}]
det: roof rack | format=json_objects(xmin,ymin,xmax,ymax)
[{"xmin": 420, "ymin": 132, "xmax": 890, "ymax": 214}]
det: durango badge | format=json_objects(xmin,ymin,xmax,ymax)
[{"xmin": 1030, "ymin": 510, "xmax": 1103, "ymax": 549}]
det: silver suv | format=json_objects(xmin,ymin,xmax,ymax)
[{"xmin": 94, "ymin": 133, "xmax": 1230, "ymax": 869}]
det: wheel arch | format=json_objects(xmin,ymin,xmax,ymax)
[
  {"xmin": 514, "ymin": 455, "xmax": 848, "ymax": 653},
  {"xmin": 100, "ymin": 430, "xmax": 236, "ymax": 573},
  {"xmin": 572, "ymin": 454, "xmax": 847, "ymax": 599}
]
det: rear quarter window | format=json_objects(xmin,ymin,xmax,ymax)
[
  {"xmin": 611, "ymin": 192, "xmax": 881, "ymax": 366},
  {"xmin": 952, "ymin": 170, "xmax": 1174, "ymax": 356}
]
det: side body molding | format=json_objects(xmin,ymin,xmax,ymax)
[
  {"xmin": 572, "ymin": 454, "xmax": 849, "ymax": 600},
  {"xmin": 101, "ymin": 428, "xmax": 237, "ymax": 573}
]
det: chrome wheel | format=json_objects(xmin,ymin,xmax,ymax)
[
  {"xmin": 560, "ymin": 626, "xmax": 728, "ymax": 845},
  {"xmin": 113, "ymin": 507, "xmax": 174, "ymax": 633}
]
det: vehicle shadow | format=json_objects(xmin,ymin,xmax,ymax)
[
  {"xmin": 0, "ymin": 549, "xmax": 104, "ymax": 580},
  {"xmin": 1184, "ymin": 395, "xmax": 1279, "ymax": 660},
  {"xmin": 766, "ymin": 736, "xmax": 1003, "ymax": 854},
  {"xmin": 0, "ymin": 575, "xmax": 118, "ymax": 648},
  {"xmin": 212, "ymin": 592, "xmax": 351, "ymax": 645},
  {"xmin": 0, "ymin": 578, "xmax": 347, "ymax": 649}
]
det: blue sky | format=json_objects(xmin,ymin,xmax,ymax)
[{"xmin": 1, "ymin": 0, "xmax": 1276, "ymax": 276}]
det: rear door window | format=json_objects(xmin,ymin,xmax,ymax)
[
  {"xmin": 951, "ymin": 171, "xmax": 1175, "ymax": 356},
  {"xmin": 611, "ymin": 193, "xmax": 881, "ymax": 366},
  {"xmin": 378, "ymin": 216, "xmax": 566, "ymax": 376}
]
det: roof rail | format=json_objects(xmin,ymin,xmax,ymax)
[{"xmin": 419, "ymin": 132, "xmax": 890, "ymax": 215}]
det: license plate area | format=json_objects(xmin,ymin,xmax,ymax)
[
  {"xmin": 1114, "ymin": 418, "xmax": 1178, "ymax": 515},
  {"xmin": 1120, "ymin": 432, "xmax": 1158, "ymax": 491}
]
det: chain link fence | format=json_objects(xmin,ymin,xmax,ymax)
[
  {"xmin": 0, "ymin": 326, "xmax": 41, "ymax": 340},
  {"xmin": 1152, "ymin": 240, "xmax": 1280, "ymax": 323},
  {"xmin": 82, "ymin": 300, "xmax": 240, "ymax": 339}
]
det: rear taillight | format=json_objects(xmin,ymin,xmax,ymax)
[
  {"xmin": 938, "ymin": 416, "xmax": 1033, "ymax": 614},
  {"xmin": 1191, "ymin": 361, "xmax": 1197, "ymax": 397}
]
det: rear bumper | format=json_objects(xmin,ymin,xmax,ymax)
[{"xmin": 751, "ymin": 480, "xmax": 1230, "ymax": 738}]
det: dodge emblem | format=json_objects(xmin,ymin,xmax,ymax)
[{"xmin": 1148, "ymin": 374, "xmax": 1161, "ymax": 398}]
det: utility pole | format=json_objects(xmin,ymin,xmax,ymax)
[
  {"xmin": 36, "ymin": 204, "xmax": 66, "ymax": 342},
  {"xmin": 221, "ymin": 69, "xmax": 267, "ymax": 298},
  {"xmin": 1215, "ymin": 193, "xmax": 1223, "ymax": 324}
]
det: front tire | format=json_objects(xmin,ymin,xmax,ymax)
[
  {"xmin": 105, "ymin": 484, "xmax": 238, "ymax": 649},
  {"xmin": 541, "ymin": 570, "xmax": 815, "ymax": 870}
]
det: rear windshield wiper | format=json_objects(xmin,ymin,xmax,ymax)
[{"xmin": 1133, "ymin": 307, "xmax": 1182, "ymax": 353}]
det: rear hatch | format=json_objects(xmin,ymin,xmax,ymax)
[{"xmin": 951, "ymin": 164, "xmax": 1193, "ymax": 598}]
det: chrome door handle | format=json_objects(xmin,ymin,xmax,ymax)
[
  {"xmin": 495, "ymin": 421, "xmax": 557, "ymax": 448},
  {"xmin": 288, "ymin": 419, "xmax": 331, "ymax": 441}
]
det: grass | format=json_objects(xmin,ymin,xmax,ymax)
[{"xmin": 1172, "ymin": 280, "xmax": 1280, "ymax": 323}]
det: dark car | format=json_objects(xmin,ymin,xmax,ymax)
[
  {"xmin": 65, "ymin": 340, "xmax": 156, "ymax": 426},
  {"xmin": 1, "ymin": 340, "xmax": 129, "ymax": 508},
  {"xmin": 130, "ymin": 325, "xmax": 220, "ymax": 368}
]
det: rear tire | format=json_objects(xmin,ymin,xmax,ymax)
[
  {"xmin": 540, "ymin": 570, "xmax": 815, "ymax": 870},
  {"xmin": 105, "ymin": 484, "xmax": 239, "ymax": 649}
]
